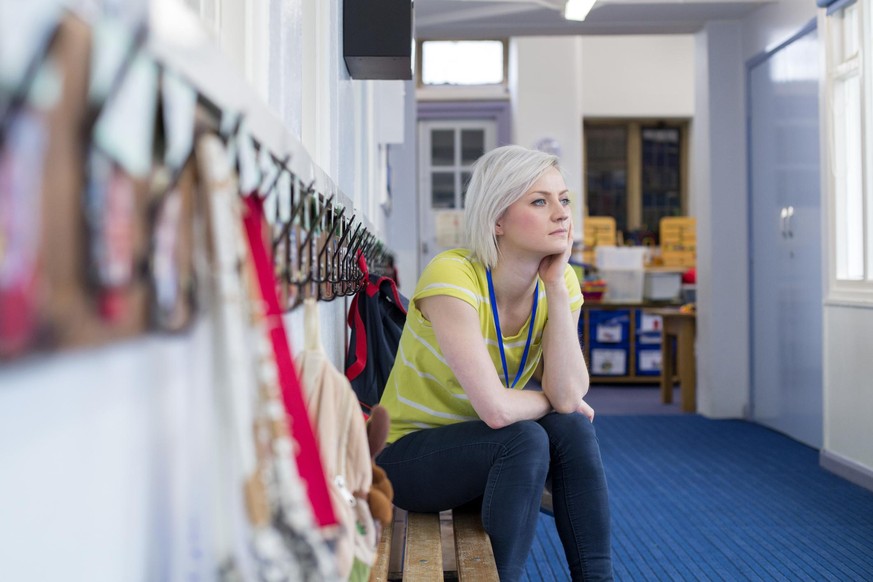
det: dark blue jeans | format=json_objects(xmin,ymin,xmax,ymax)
[{"xmin": 376, "ymin": 412, "xmax": 613, "ymax": 581}]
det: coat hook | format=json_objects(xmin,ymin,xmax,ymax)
[
  {"xmin": 288, "ymin": 178, "xmax": 315, "ymax": 227},
  {"xmin": 261, "ymin": 155, "xmax": 289, "ymax": 199},
  {"xmin": 271, "ymin": 170, "xmax": 303, "ymax": 252},
  {"xmin": 327, "ymin": 206, "xmax": 348, "ymax": 286},
  {"xmin": 340, "ymin": 223, "xmax": 365, "ymax": 294},
  {"xmin": 311, "ymin": 195, "xmax": 336, "ymax": 284},
  {"xmin": 295, "ymin": 189, "xmax": 332, "ymax": 301},
  {"xmin": 336, "ymin": 219, "xmax": 359, "ymax": 295},
  {"xmin": 83, "ymin": 22, "xmax": 149, "ymax": 140},
  {"xmin": 316, "ymin": 201, "xmax": 342, "ymax": 301}
]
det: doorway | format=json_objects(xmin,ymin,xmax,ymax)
[
  {"xmin": 748, "ymin": 22, "xmax": 823, "ymax": 448},
  {"xmin": 417, "ymin": 119, "xmax": 497, "ymax": 269}
]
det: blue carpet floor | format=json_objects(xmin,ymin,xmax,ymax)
[{"xmin": 524, "ymin": 416, "xmax": 873, "ymax": 581}]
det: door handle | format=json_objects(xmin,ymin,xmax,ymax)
[
  {"xmin": 780, "ymin": 207, "xmax": 789, "ymax": 238},
  {"xmin": 786, "ymin": 206, "xmax": 794, "ymax": 238}
]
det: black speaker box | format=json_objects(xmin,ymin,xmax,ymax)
[{"xmin": 343, "ymin": 0, "xmax": 412, "ymax": 80}]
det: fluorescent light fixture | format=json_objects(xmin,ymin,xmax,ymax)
[{"xmin": 564, "ymin": 0, "xmax": 596, "ymax": 21}]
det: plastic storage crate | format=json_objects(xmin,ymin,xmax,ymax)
[
  {"xmin": 643, "ymin": 269, "xmax": 682, "ymax": 302},
  {"xmin": 596, "ymin": 246, "xmax": 645, "ymax": 303},
  {"xmin": 600, "ymin": 269, "xmax": 644, "ymax": 303}
]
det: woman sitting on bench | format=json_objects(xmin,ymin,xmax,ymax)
[{"xmin": 376, "ymin": 145, "xmax": 613, "ymax": 581}]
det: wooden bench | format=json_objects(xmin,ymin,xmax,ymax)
[{"xmin": 369, "ymin": 506, "xmax": 499, "ymax": 581}]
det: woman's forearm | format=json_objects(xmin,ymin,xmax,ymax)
[
  {"xmin": 425, "ymin": 294, "xmax": 555, "ymax": 429},
  {"xmin": 487, "ymin": 388, "xmax": 554, "ymax": 428},
  {"xmin": 540, "ymin": 285, "xmax": 589, "ymax": 413}
]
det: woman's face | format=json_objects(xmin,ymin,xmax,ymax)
[{"xmin": 495, "ymin": 167, "xmax": 572, "ymax": 258}]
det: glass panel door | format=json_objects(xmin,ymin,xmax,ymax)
[{"xmin": 418, "ymin": 120, "xmax": 496, "ymax": 271}]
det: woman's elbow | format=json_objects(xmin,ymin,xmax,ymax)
[
  {"xmin": 481, "ymin": 408, "xmax": 511, "ymax": 430},
  {"xmin": 549, "ymin": 387, "xmax": 586, "ymax": 414},
  {"xmin": 476, "ymin": 399, "xmax": 513, "ymax": 429}
]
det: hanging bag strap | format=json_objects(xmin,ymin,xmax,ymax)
[{"xmin": 242, "ymin": 194, "xmax": 337, "ymax": 527}]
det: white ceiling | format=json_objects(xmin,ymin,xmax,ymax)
[{"xmin": 415, "ymin": 0, "xmax": 775, "ymax": 39}]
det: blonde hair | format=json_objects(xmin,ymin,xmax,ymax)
[{"xmin": 463, "ymin": 145, "xmax": 561, "ymax": 268}]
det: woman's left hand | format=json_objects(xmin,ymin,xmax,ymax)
[{"xmin": 538, "ymin": 217, "xmax": 573, "ymax": 287}]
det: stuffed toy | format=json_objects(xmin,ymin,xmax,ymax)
[{"xmin": 365, "ymin": 405, "xmax": 394, "ymax": 528}]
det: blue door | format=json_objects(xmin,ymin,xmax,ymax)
[{"xmin": 748, "ymin": 24, "xmax": 823, "ymax": 448}]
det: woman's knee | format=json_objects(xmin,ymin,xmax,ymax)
[
  {"xmin": 540, "ymin": 412, "xmax": 600, "ymax": 452},
  {"xmin": 497, "ymin": 420, "xmax": 550, "ymax": 469}
]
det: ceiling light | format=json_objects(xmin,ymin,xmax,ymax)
[{"xmin": 564, "ymin": 0, "xmax": 596, "ymax": 21}]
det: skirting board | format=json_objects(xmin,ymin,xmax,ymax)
[{"xmin": 820, "ymin": 449, "xmax": 873, "ymax": 493}]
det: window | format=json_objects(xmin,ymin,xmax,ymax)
[
  {"xmin": 416, "ymin": 40, "xmax": 508, "ymax": 100},
  {"xmin": 584, "ymin": 120, "xmax": 688, "ymax": 242},
  {"xmin": 419, "ymin": 40, "xmax": 506, "ymax": 87},
  {"xmin": 825, "ymin": 0, "xmax": 873, "ymax": 301}
]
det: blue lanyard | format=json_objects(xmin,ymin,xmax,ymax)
[{"xmin": 486, "ymin": 269, "xmax": 539, "ymax": 389}]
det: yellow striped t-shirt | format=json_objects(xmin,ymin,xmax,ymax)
[{"xmin": 380, "ymin": 248, "xmax": 583, "ymax": 444}]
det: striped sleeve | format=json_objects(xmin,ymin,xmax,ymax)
[
  {"xmin": 564, "ymin": 263, "xmax": 584, "ymax": 311},
  {"xmin": 413, "ymin": 253, "xmax": 481, "ymax": 310}
]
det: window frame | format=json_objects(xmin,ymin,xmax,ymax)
[
  {"xmin": 415, "ymin": 39, "xmax": 510, "ymax": 101},
  {"xmin": 583, "ymin": 118, "xmax": 690, "ymax": 239},
  {"xmin": 823, "ymin": 0, "xmax": 873, "ymax": 305}
]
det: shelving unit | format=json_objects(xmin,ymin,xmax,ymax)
[{"xmin": 579, "ymin": 303, "xmax": 673, "ymax": 383}]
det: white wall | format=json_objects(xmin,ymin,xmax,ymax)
[
  {"xmin": 741, "ymin": 0, "xmax": 819, "ymax": 62},
  {"xmin": 509, "ymin": 34, "xmax": 696, "ymax": 225},
  {"xmin": 511, "ymin": 36, "xmax": 585, "ymax": 215},
  {"xmin": 0, "ymin": 322, "xmax": 221, "ymax": 581},
  {"xmin": 267, "ymin": 0, "xmax": 303, "ymax": 137},
  {"xmin": 385, "ymin": 80, "xmax": 419, "ymax": 297},
  {"xmin": 580, "ymin": 35, "xmax": 695, "ymax": 118},
  {"xmin": 823, "ymin": 307, "xmax": 873, "ymax": 473},
  {"xmin": 0, "ymin": 0, "xmax": 398, "ymax": 578},
  {"xmin": 692, "ymin": 21, "xmax": 749, "ymax": 418}
]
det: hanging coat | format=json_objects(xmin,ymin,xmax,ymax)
[{"xmin": 297, "ymin": 298, "xmax": 378, "ymax": 579}]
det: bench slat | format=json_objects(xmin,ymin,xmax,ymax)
[
  {"xmin": 404, "ymin": 512, "xmax": 444, "ymax": 580},
  {"xmin": 451, "ymin": 508, "xmax": 499, "ymax": 582},
  {"xmin": 369, "ymin": 518, "xmax": 393, "ymax": 582}
]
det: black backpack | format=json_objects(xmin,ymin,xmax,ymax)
[{"xmin": 345, "ymin": 266, "xmax": 408, "ymax": 413}]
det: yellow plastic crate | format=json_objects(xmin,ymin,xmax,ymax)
[
  {"xmin": 660, "ymin": 216, "xmax": 696, "ymax": 267},
  {"xmin": 582, "ymin": 216, "xmax": 617, "ymax": 265}
]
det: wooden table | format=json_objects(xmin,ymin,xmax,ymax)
[{"xmin": 644, "ymin": 308, "xmax": 697, "ymax": 413}]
